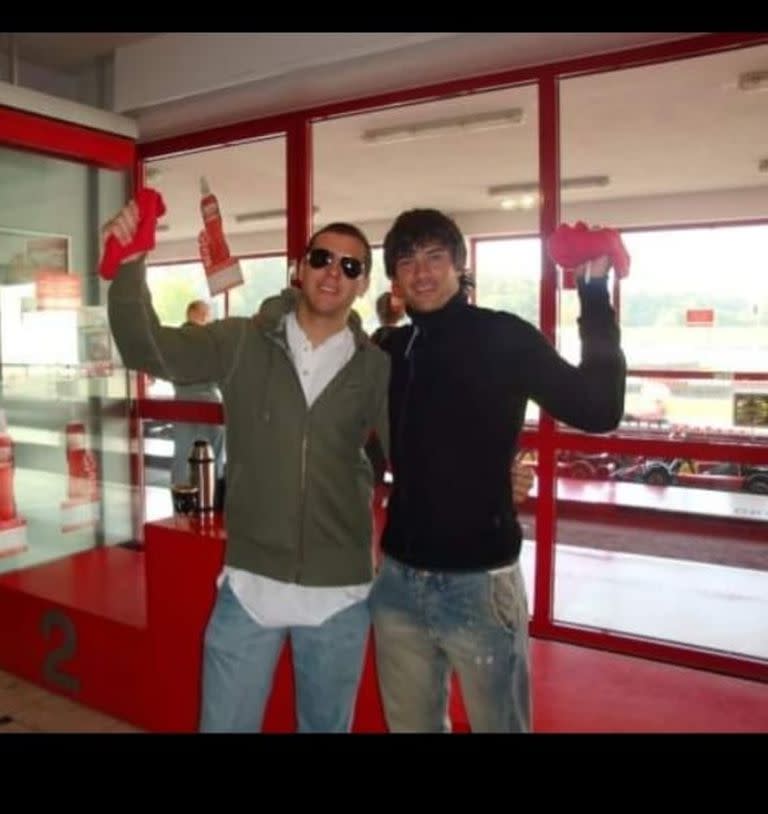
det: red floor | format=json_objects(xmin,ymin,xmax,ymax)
[
  {"xmin": 1, "ymin": 636, "xmax": 765, "ymax": 733},
  {"xmin": 0, "ymin": 540, "xmax": 765, "ymax": 733},
  {"xmin": 531, "ymin": 638, "xmax": 768, "ymax": 732}
]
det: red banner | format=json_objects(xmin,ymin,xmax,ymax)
[{"xmin": 685, "ymin": 308, "xmax": 714, "ymax": 327}]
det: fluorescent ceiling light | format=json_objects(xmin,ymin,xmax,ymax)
[
  {"xmin": 488, "ymin": 175, "xmax": 610, "ymax": 197},
  {"xmin": 235, "ymin": 206, "xmax": 319, "ymax": 223},
  {"xmin": 362, "ymin": 108, "xmax": 524, "ymax": 145},
  {"xmin": 738, "ymin": 70, "xmax": 768, "ymax": 91}
]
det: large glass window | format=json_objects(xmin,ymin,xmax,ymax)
[
  {"xmin": 144, "ymin": 256, "xmax": 287, "ymax": 398},
  {"xmin": 147, "ymin": 261, "xmax": 225, "ymax": 326},
  {"xmin": 140, "ymin": 136, "xmax": 286, "ymax": 491},
  {"xmin": 552, "ymin": 444, "xmax": 768, "ymax": 660},
  {"xmin": 556, "ymin": 44, "xmax": 768, "ymax": 661},
  {"xmin": 228, "ymin": 256, "xmax": 288, "ymax": 317},
  {"xmin": 0, "ymin": 145, "xmax": 131, "ymax": 573},
  {"xmin": 621, "ymin": 226, "xmax": 768, "ymax": 374},
  {"xmin": 145, "ymin": 135, "xmax": 286, "ymax": 329},
  {"xmin": 558, "ymin": 225, "xmax": 768, "ymax": 377},
  {"xmin": 474, "ymin": 236, "xmax": 542, "ymax": 425},
  {"xmin": 126, "ymin": 36, "xmax": 768, "ymax": 681},
  {"xmin": 313, "ymin": 84, "xmax": 539, "ymax": 334},
  {"xmin": 474, "ymin": 236, "xmax": 540, "ymax": 326}
]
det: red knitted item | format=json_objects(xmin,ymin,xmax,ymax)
[
  {"xmin": 99, "ymin": 188, "xmax": 167, "ymax": 280},
  {"xmin": 547, "ymin": 221, "xmax": 630, "ymax": 288}
]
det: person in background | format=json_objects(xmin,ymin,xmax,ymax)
[
  {"xmin": 170, "ymin": 299, "xmax": 226, "ymax": 491},
  {"xmin": 365, "ymin": 293, "xmax": 404, "ymax": 485},
  {"xmin": 370, "ymin": 291, "xmax": 405, "ymax": 347}
]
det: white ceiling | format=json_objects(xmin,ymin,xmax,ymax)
[
  {"xmin": 2, "ymin": 33, "xmax": 766, "ymax": 251},
  {"xmin": 145, "ymin": 42, "xmax": 768, "ymax": 245},
  {"xmin": 123, "ymin": 33, "xmax": 703, "ymax": 140}
]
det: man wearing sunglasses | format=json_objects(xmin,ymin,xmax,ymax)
[
  {"xmin": 104, "ymin": 198, "xmax": 389, "ymax": 732},
  {"xmin": 369, "ymin": 208, "xmax": 626, "ymax": 733}
]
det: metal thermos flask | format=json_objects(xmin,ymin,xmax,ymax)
[{"xmin": 188, "ymin": 440, "xmax": 216, "ymax": 513}]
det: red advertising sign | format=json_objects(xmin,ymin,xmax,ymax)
[
  {"xmin": 35, "ymin": 271, "xmax": 81, "ymax": 310},
  {"xmin": 686, "ymin": 308, "xmax": 714, "ymax": 327}
]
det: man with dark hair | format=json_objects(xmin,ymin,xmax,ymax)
[
  {"xmin": 104, "ymin": 199, "xmax": 389, "ymax": 733},
  {"xmin": 369, "ymin": 208, "xmax": 626, "ymax": 733}
]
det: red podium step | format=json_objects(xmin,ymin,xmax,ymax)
[{"xmin": 0, "ymin": 488, "xmax": 471, "ymax": 732}]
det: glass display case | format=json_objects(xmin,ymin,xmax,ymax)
[{"xmin": 0, "ymin": 112, "xmax": 135, "ymax": 573}]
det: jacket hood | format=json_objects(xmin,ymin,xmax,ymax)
[{"xmin": 257, "ymin": 287, "xmax": 371, "ymax": 348}]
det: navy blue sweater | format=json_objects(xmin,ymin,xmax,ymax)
[{"xmin": 380, "ymin": 278, "xmax": 626, "ymax": 571}]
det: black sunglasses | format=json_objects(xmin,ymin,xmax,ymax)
[{"xmin": 306, "ymin": 247, "xmax": 365, "ymax": 280}]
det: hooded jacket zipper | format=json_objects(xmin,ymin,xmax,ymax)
[
  {"xmin": 295, "ymin": 342, "xmax": 368, "ymax": 581},
  {"xmin": 266, "ymin": 321, "xmax": 367, "ymax": 583},
  {"xmin": 264, "ymin": 326, "xmax": 310, "ymax": 582}
]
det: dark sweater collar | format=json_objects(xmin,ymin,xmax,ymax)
[{"xmin": 407, "ymin": 292, "xmax": 468, "ymax": 329}]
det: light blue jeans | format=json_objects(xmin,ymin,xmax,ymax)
[
  {"xmin": 369, "ymin": 555, "xmax": 531, "ymax": 733},
  {"xmin": 199, "ymin": 578, "xmax": 370, "ymax": 733}
]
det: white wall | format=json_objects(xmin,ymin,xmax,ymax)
[
  {"xmin": 0, "ymin": 51, "xmax": 116, "ymax": 110},
  {"xmin": 0, "ymin": 54, "xmax": 79, "ymax": 102},
  {"xmin": 113, "ymin": 33, "xmax": 455, "ymax": 113},
  {"xmin": 0, "ymin": 79, "xmax": 137, "ymax": 139},
  {"xmin": 0, "ymin": 154, "xmax": 91, "ymax": 273}
]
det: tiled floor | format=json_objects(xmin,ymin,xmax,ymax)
[{"xmin": 0, "ymin": 669, "xmax": 143, "ymax": 733}]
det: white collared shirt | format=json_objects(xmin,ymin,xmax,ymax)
[{"xmin": 221, "ymin": 312, "xmax": 372, "ymax": 627}]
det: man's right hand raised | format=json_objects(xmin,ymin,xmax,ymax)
[
  {"xmin": 100, "ymin": 190, "xmax": 167, "ymax": 279},
  {"xmin": 101, "ymin": 199, "xmax": 147, "ymax": 268}
]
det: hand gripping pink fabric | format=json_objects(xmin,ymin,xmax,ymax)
[
  {"xmin": 99, "ymin": 188, "xmax": 167, "ymax": 280},
  {"xmin": 547, "ymin": 221, "xmax": 630, "ymax": 288}
]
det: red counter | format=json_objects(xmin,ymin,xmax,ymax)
[{"xmin": 145, "ymin": 513, "xmax": 369, "ymax": 732}]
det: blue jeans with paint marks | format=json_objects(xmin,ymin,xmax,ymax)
[{"xmin": 369, "ymin": 555, "xmax": 531, "ymax": 733}]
